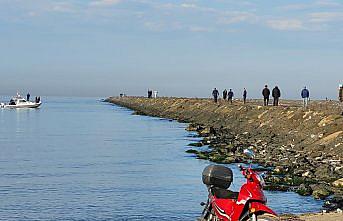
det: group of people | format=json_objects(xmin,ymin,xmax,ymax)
[
  {"xmin": 261, "ymin": 85, "xmax": 281, "ymax": 106},
  {"xmin": 35, "ymin": 96, "xmax": 41, "ymax": 103},
  {"xmin": 147, "ymin": 89, "xmax": 158, "ymax": 98},
  {"xmin": 213, "ymin": 88, "xmax": 248, "ymax": 104},
  {"xmin": 26, "ymin": 93, "xmax": 41, "ymax": 103},
  {"xmin": 212, "ymin": 85, "xmax": 312, "ymax": 107}
]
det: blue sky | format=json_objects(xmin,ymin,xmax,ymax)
[{"xmin": 0, "ymin": 0, "xmax": 342, "ymax": 99}]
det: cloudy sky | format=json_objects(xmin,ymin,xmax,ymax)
[{"xmin": 0, "ymin": 0, "xmax": 342, "ymax": 98}]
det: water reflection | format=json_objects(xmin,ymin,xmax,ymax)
[{"xmin": 0, "ymin": 97, "xmax": 323, "ymax": 221}]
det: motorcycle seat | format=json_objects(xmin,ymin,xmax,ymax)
[{"xmin": 212, "ymin": 187, "xmax": 239, "ymax": 200}]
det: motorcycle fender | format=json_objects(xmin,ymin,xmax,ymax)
[{"xmin": 250, "ymin": 202, "xmax": 278, "ymax": 217}]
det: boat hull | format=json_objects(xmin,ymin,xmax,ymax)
[{"xmin": 2, "ymin": 102, "xmax": 41, "ymax": 109}]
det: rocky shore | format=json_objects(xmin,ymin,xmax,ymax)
[{"xmin": 105, "ymin": 96, "xmax": 343, "ymax": 211}]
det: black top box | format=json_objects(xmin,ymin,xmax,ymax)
[{"xmin": 202, "ymin": 165, "xmax": 233, "ymax": 189}]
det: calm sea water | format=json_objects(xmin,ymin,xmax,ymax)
[{"xmin": 0, "ymin": 97, "xmax": 323, "ymax": 221}]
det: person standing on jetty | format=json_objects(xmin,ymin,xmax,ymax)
[
  {"xmin": 212, "ymin": 88, "xmax": 219, "ymax": 103},
  {"xmin": 272, "ymin": 86, "xmax": 281, "ymax": 106},
  {"xmin": 26, "ymin": 93, "xmax": 30, "ymax": 101},
  {"xmin": 147, "ymin": 89, "xmax": 152, "ymax": 98},
  {"xmin": 153, "ymin": 90, "xmax": 158, "ymax": 98},
  {"xmin": 223, "ymin": 89, "xmax": 228, "ymax": 100},
  {"xmin": 262, "ymin": 85, "xmax": 270, "ymax": 106},
  {"xmin": 301, "ymin": 87, "xmax": 310, "ymax": 107},
  {"xmin": 243, "ymin": 88, "xmax": 247, "ymax": 104},
  {"xmin": 228, "ymin": 89, "xmax": 234, "ymax": 104}
]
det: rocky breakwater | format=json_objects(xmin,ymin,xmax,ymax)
[{"xmin": 106, "ymin": 96, "xmax": 343, "ymax": 210}]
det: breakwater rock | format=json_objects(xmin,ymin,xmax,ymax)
[{"xmin": 106, "ymin": 96, "xmax": 343, "ymax": 209}]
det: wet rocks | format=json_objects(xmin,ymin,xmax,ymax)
[
  {"xmin": 324, "ymin": 195, "xmax": 343, "ymax": 211},
  {"xmin": 311, "ymin": 184, "xmax": 333, "ymax": 200},
  {"xmin": 106, "ymin": 96, "xmax": 343, "ymax": 209},
  {"xmin": 185, "ymin": 149, "xmax": 198, "ymax": 154},
  {"xmin": 314, "ymin": 164, "xmax": 334, "ymax": 181},
  {"xmin": 188, "ymin": 142, "xmax": 203, "ymax": 147},
  {"xmin": 196, "ymin": 151, "xmax": 210, "ymax": 160},
  {"xmin": 296, "ymin": 184, "xmax": 313, "ymax": 196}
]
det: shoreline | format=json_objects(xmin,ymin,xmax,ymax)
[
  {"xmin": 282, "ymin": 211, "xmax": 342, "ymax": 220},
  {"xmin": 105, "ymin": 96, "xmax": 343, "ymax": 215}
]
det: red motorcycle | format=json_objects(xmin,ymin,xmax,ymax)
[{"xmin": 198, "ymin": 149, "xmax": 279, "ymax": 221}]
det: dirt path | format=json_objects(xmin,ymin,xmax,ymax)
[{"xmin": 299, "ymin": 212, "xmax": 343, "ymax": 221}]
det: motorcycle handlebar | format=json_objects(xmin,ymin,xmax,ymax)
[
  {"xmin": 237, "ymin": 164, "xmax": 245, "ymax": 171},
  {"xmin": 238, "ymin": 165, "xmax": 253, "ymax": 179}
]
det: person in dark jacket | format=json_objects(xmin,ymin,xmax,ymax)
[
  {"xmin": 243, "ymin": 88, "xmax": 247, "ymax": 104},
  {"xmin": 223, "ymin": 89, "xmax": 227, "ymax": 100},
  {"xmin": 262, "ymin": 85, "xmax": 270, "ymax": 106},
  {"xmin": 212, "ymin": 88, "xmax": 219, "ymax": 103},
  {"xmin": 339, "ymin": 85, "xmax": 343, "ymax": 102},
  {"xmin": 147, "ymin": 89, "xmax": 152, "ymax": 98},
  {"xmin": 228, "ymin": 89, "xmax": 234, "ymax": 104},
  {"xmin": 272, "ymin": 86, "xmax": 281, "ymax": 106},
  {"xmin": 26, "ymin": 93, "xmax": 30, "ymax": 101},
  {"xmin": 301, "ymin": 87, "xmax": 310, "ymax": 107},
  {"xmin": 223, "ymin": 89, "xmax": 228, "ymax": 100}
]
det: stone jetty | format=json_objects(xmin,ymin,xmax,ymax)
[{"xmin": 106, "ymin": 96, "xmax": 343, "ymax": 210}]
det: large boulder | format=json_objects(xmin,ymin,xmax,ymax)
[
  {"xmin": 188, "ymin": 142, "xmax": 203, "ymax": 147},
  {"xmin": 332, "ymin": 178, "xmax": 343, "ymax": 188},
  {"xmin": 314, "ymin": 164, "xmax": 332, "ymax": 181},
  {"xmin": 296, "ymin": 184, "xmax": 312, "ymax": 196},
  {"xmin": 311, "ymin": 184, "xmax": 332, "ymax": 199}
]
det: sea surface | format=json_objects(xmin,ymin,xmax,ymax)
[{"xmin": 0, "ymin": 97, "xmax": 323, "ymax": 221}]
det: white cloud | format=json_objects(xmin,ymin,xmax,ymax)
[
  {"xmin": 90, "ymin": 0, "xmax": 122, "ymax": 7},
  {"xmin": 157, "ymin": 2, "xmax": 216, "ymax": 13},
  {"xmin": 280, "ymin": 0, "xmax": 341, "ymax": 11},
  {"xmin": 279, "ymin": 4, "xmax": 308, "ymax": 11},
  {"xmin": 267, "ymin": 19, "xmax": 304, "ymax": 31},
  {"xmin": 219, "ymin": 12, "xmax": 257, "ymax": 24},
  {"xmin": 180, "ymin": 3, "xmax": 197, "ymax": 9},
  {"xmin": 50, "ymin": 2, "xmax": 74, "ymax": 13},
  {"xmin": 314, "ymin": 0, "xmax": 342, "ymax": 7},
  {"xmin": 144, "ymin": 21, "xmax": 212, "ymax": 33},
  {"xmin": 144, "ymin": 21, "xmax": 169, "ymax": 31},
  {"xmin": 189, "ymin": 26, "xmax": 212, "ymax": 32},
  {"xmin": 28, "ymin": 11, "xmax": 38, "ymax": 17},
  {"xmin": 309, "ymin": 12, "xmax": 343, "ymax": 23}
]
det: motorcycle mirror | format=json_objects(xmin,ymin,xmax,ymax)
[{"xmin": 243, "ymin": 149, "xmax": 255, "ymax": 159}]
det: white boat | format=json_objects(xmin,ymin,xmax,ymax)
[{"xmin": 1, "ymin": 95, "xmax": 41, "ymax": 109}]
